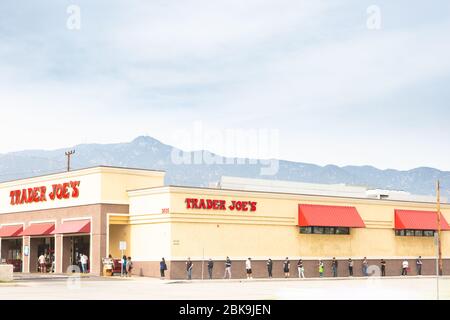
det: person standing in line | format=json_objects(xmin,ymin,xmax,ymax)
[
  {"xmin": 121, "ymin": 255, "xmax": 127, "ymax": 277},
  {"xmin": 402, "ymin": 259, "xmax": 409, "ymax": 276},
  {"xmin": 207, "ymin": 259, "xmax": 214, "ymax": 279},
  {"xmin": 126, "ymin": 257, "xmax": 133, "ymax": 277},
  {"xmin": 297, "ymin": 259, "xmax": 305, "ymax": 278},
  {"xmin": 223, "ymin": 256, "xmax": 232, "ymax": 279},
  {"xmin": 38, "ymin": 253, "xmax": 46, "ymax": 273},
  {"xmin": 78, "ymin": 253, "xmax": 83, "ymax": 273},
  {"xmin": 105, "ymin": 254, "xmax": 114, "ymax": 276},
  {"xmin": 362, "ymin": 257, "xmax": 369, "ymax": 276},
  {"xmin": 416, "ymin": 256, "xmax": 423, "ymax": 276},
  {"xmin": 245, "ymin": 258, "xmax": 253, "ymax": 279},
  {"xmin": 80, "ymin": 253, "xmax": 88, "ymax": 274},
  {"xmin": 44, "ymin": 253, "xmax": 49, "ymax": 273},
  {"xmin": 267, "ymin": 258, "xmax": 273, "ymax": 278},
  {"xmin": 348, "ymin": 258, "xmax": 353, "ymax": 277},
  {"xmin": 160, "ymin": 258, "xmax": 167, "ymax": 279},
  {"xmin": 283, "ymin": 257, "xmax": 290, "ymax": 278},
  {"xmin": 51, "ymin": 254, "xmax": 55, "ymax": 273},
  {"xmin": 84, "ymin": 254, "xmax": 89, "ymax": 273},
  {"xmin": 331, "ymin": 257, "xmax": 338, "ymax": 277},
  {"xmin": 186, "ymin": 257, "xmax": 193, "ymax": 280},
  {"xmin": 76, "ymin": 253, "xmax": 81, "ymax": 272},
  {"xmin": 318, "ymin": 260, "xmax": 324, "ymax": 278},
  {"xmin": 380, "ymin": 259, "xmax": 386, "ymax": 277}
]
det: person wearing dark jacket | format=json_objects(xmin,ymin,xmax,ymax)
[
  {"xmin": 207, "ymin": 259, "xmax": 214, "ymax": 279},
  {"xmin": 332, "ymin": 257, "xmax": 338, "ymax": 277},
  {"xmin": 121, "ymin": 255, "xmax": 127, "ymax": 277},
  {"xmin": 160, "ymin": 258, "xmax": 167, "ymax": 279},
  {"xmin": 267, "ymin": 258, "xmax": 273, "ymax": 278},
  {"xmin": 380, "ymin": 259, "xmax": 386, "ymax": 276},
  {"xmin": 283, "ymin": 257, "xmax": 290, "ymax": 278}
]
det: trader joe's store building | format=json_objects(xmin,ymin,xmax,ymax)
[{"xmin": 0, "ymin": 166, "xmax": 449, "ymax": 279}]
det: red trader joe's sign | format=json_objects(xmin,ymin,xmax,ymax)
[
  {"xmin": 9, "ymin": 181, "xmax": 81, "ymax": 206},
  {"xmin": 185, "ymin": 198, "xmax": 257, "ymax": 212}
]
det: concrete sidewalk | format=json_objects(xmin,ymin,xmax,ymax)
[
  {"xmin": 164, "ymin": 274, "xmax": 448, "ymax": 284},
  {"xmin": 11, "ymin": 273, "xmax": 449, "ymax": 284}
]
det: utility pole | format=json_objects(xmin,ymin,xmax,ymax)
[
  {"xmin": 437, "ymin": 180, "xmax": 443, "ymax": 276},
  {"xmin": 65, "ymin": 150, "xmax": 75, "ymax": 172}
]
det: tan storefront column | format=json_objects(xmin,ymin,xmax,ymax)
[
  {"xmin": 91, "ymin": 233, "xmax": 106, "ymax": 276},
  {"xmin": 23, "ymin": 236, "xmax": 30, "ymax": 273},
  {"xmin": 55, "ymin": 234, "xmax": 63, "ymax": 273}
]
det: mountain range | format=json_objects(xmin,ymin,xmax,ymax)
[{"xmin": 0, "ymin": 136, "xmax": 448, "ymax": 200}]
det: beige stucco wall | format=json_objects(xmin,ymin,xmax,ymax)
[
  {"xmin": 128, "ymin": 187, "xmax": 171, "ymax": 215},
  {"xmin": 101, "ymin": 169, "xmax": 165, "ymax": 205},
  {"xmin": 129, "ymin": 222, "xmax": 171, "ymax": 261},
  {"xmin": 108, "ymin": 224, "xmax": 131, "ymax": 258},
  {"xmin": 124, "ymin": 186, "xmax": 450, "ymax": 261}
]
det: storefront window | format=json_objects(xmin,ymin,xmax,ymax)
[
  {"xmin": 313, "ymin": 227, "xmax": 324, "ymax": 234},
  {"xmin": 300, "ymin": 226, "xmax": 350, "ymax": 235},
  {"xmin": 395, "ymin": 229, "xmax": 435, "ymax": 237},
  {"xmin": 299, "ymin": 227, "xmax": 312, "ymax": 234},
  {"xmin": 335, "ymin": 227, "xmax": 350, "ymax": 235}
]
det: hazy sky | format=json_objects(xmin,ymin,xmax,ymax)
[{"xmin": 1, "ymin": 1, "xmax": 449, "ymax": 171}]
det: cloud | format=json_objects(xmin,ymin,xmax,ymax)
[{"xmin": 0, "ymin": 0, "xmax": 449, "ymax": 171}]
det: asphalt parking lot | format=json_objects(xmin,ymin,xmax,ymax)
[{"xmin": 1, "ymin": 275, "xmax": 449, "ymax": 300}]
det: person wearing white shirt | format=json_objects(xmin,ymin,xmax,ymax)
[
  {"xmin": 402, "ymin": 259, "xmax": 409, "ymax": 276},
  {"xmin": 38, "ymin": 254, "xmax": 46, "ymax": 273},
  {"xmin": 80, "ymin": 254, "xmax": 88, "ymax": 274},
  {"xmin": 245, "ymin": 258, "xmax": 253, "ymax": 279}
]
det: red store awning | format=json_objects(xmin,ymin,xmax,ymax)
[
  {"xmin": 21, "ymin": 223, "xmax": 55, "ymax": 236},
  {"xmin": 0, "ymin": 225, "xmax": 23, "ymax": 237},
  {"xmin": 395, "ymin": 210, "xmax": 450, "ymax": 230},
  {"xmin": 298, "ymin": 204, "xmax": 366, "ymax": 228},
  {"xmin": 52, "ymin": 220, "xmax": 91, "ymax": 235}
]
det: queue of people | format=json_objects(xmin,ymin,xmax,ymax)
[
  {"xmin": 101, "ymin": 254, "xmax": 133, "ymax": 276},
  {"xmin": 169, "ymin": 256, "xmax": 426, "ymax": 280}
]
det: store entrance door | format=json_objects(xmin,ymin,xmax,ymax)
[
  {"xmin": 30, "ymin": 237, "xmax": 55, "ymax": 273},
  {"xmin": 69, "ymin": 235, "xmax": 90, "ymax": 273}
]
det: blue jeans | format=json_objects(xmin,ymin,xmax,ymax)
[
  {"xmin": 187, "ymin": 268, "xmax": 192, "ymax": 280},
  {"xmin": 82, "ymin": 263, "xmax": 87, "ymax": 273}
]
